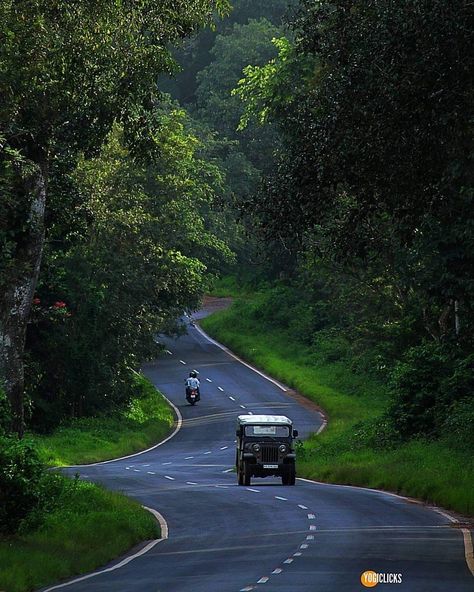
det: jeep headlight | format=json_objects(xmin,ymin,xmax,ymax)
[
  {"xmin": 279, "ymin": 444, "xmax": 287, "ymax": 453},
  {"xmin": 252, "ymin": 444, "xmax": 261, "ymax": 453}
]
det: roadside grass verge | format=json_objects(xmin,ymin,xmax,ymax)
[
  {"xmin": 201, "ymin": 296, "xmax": 474, "ymax": 515},
  {"xmin": 30, "ymin": 374, "xmax": 175, "ymax": 466},
  {"xmin": 0, "ymin": 374, "xmax": 171, "ymax": 592},
  {"xmin": 0, "ymin": 479, "xmax": 160, "ymax": 592}
]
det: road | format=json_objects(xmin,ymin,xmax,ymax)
[{"xmin": 49, "ymin": 318, "xmax": 473, "ymax": 592}]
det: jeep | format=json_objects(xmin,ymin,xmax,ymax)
[{"xmin": 235, "ymin": 414, "xmax": 298, "ymax": 486}]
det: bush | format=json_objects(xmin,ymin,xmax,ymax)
[
  {"xmin": 389, "ymin": 343, "xmax": 474, "ymax": 439},
  {"xmin": 310, "ymin": 330, "xmax": 351, "ymax": 364},
  {"xmin": 443, "ymin": 398, "xmax": 474, "ymax": 451},
  {"xmin": 0, "ymin": 436, "xmax": 45, "ymax": 534},
  {"xmin": 0, "ymin": 387, "xmax": 11, "ymax": 434}
]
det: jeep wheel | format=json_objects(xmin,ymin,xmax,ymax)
[
  {"xmin": 282, "ymin": 466, "xmax": 296, "ymax": 486},
  {"xmin": 243, "ymin": 462, "xmax": 251, "ymax": 486}
]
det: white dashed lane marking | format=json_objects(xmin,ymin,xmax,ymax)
[
  {"xmin": 298, "ymin": 504, "xmax": 308, "ymax": 510},
  {"xmin": 300, "ymin": 544, "xmax": 309, "ymax": 549},
  {"xmin": 293, "ymin": 552, "xmax": 302, "ymax": 557},
  {"xmin": 218, "ymin": 386, "xmax": 224, "ymax": 391},
  {"xmin": 223, "ymin": 468, "xmax": 233, "ymax": 473},
  {"xmin": 275, "ymin": 496, "xmax": 287, "ymax": 501},
  {"xmin": 186, "ymin": 482, "xmax": 198, "ymax": 485},
  {"xmin": 240, "ymin": 587, "xmax": 254, "ymax": 592},
  {"xmin": 185, "ymin": 456, "xmax": 194, "ymax": 460},
  {"xmin": 206, "ymin": 378, "xmax": 212, "ymax": 382},
  {"xmin": 306, "ymin": 535, "xmax": 314, "ymax": 540},
  {"xmin": 309, "ymin": 525, "xmax": 317, "ymax": 531},
  {"xmin": 204, "ymin": 451, "xmax": 212, "ymax": 455},
  {"xmin": 229, "ymin": 396, "xmax": 236, "ymax": 401},
  {"xmin": 164, "ymin": 476, "xmax": 175, "ymax": 481},
  {"xmin": 180, "ymin": 360, "xmax": 186, "ymax": 365},
  {"xmin": 147, "ymin": 471, "xmax": 156, "ymax": 475},
  {"xmin": 162, "ymin": 462, "xmax": 172, "ymax": 465},
  {"xmin": 247, "ymin": 488, "xmax": 260, "ymax": 493},
  {"xmin": 125, "ymin": 467, "xmax": 131, "ymax": 470},
  {"xmin": 220, "ymin": 446, "xmax": 228, "ymax": 450},
  {"xmin": 257, "ymin": 577, "xmax": 269, "ymax": 584},
  {"xmin": 283, "ymin": 559, "xmax": 293, "ymax": 564},
  {"xmin": 308, "ymin": 513, "xmax": 316, "ymax": 519},
  {"xmin": 165, "ymin": 350, "xmax": 172, "ymax": 355},
  {"xmin": 240, "ymin": 405, "xmax": 246, "ymax": 409},
  {"xmin": 133, "ymin": 469, "xmax": 140, "ymax": 472},
  {"xmin": 272, "ymin": 568, "xmax": 282, "ymax": 575}
]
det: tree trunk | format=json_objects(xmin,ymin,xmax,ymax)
[{"xmin": 0, "ymin": 165, "xmax": 47, "ymax": 437}]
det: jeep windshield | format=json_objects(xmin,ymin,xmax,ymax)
[{"xmin": 244, "ymin": 425, "xmax": 290, "ymax": 437}]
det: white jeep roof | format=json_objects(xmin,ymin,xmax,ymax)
[{"xmin": 237, "ymin": 414, "xmax": 292, "ymax": 426}]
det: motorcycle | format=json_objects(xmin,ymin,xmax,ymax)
[{"xmin": 186, "ymin": 387, "xmax": 200, "ymax": 406}]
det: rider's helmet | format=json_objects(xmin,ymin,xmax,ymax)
[{"xmin": 190, "ymin": 371, "xmax": 197, "ymax": 378}]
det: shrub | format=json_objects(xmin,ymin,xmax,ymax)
[
  {"xmin": 443, "ymin": 398, "xmax": 474, "ymax": 451},
  {"xmin": 0, "ymin": 387, "xmax": 11, "ymax": 434},
  {"xmin": 0, "ymin": 436, "xmax": 45, "ymax": 534},
  {"xmin": 388, "ymin": 342, "xmax": 448, "ymax": 438}
]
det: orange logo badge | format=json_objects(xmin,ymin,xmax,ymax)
[{"xmin": 361, "ymin": 571, "xmax": 378, "ymax": 587}]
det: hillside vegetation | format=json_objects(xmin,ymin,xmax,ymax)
[{"xmin": 202, "ymin": 283, "xmax": 474, "ymax": 515}]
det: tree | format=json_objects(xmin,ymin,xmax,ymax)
[
  {"xmin": 27, "ymin": 112, "xmax": 233, "ymax": 426},
  {"xmin": 0, "ymin": 0, "xmax": 229, "ymax": 435},
  {"xmin": 235, "ymin": 0, "xmax": 474, "ymax": 342},
  {"xmin": 195, "ymin": 18, "xmax": 282, "ymax": 174}
]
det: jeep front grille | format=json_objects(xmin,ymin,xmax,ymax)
[{"xmin": 261, "ymin": 444, "xmax": 279, "ymax": 463}]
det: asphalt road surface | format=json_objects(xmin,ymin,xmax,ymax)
[{"xmin": 50, "ymin": 318, "xmax": 473, "ymax": 592}]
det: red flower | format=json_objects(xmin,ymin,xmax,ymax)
[
  {"xmin": 53, "ymin": 301, "xmax": 67, "ymax": 309},
  {"xmin": 32, "ymin": 298, "xmax": 41, "ymax": 305}
]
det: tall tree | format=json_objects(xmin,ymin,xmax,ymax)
[{"xmin": 0, "ymin": 0, "xmax": 229, "ymax": 435}]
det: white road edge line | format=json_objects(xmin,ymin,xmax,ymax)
[
  {"xmin": 42, "ymin": 506, "xmax": 168, "ymax": 592},
  {"xmin": 194, "ymin": 324, "xmax": 287, "ymax": 391},
  {"xmin": 63, "ymin": 391, "xmax": 183, "ymax": 468},
  {"xmin": 297, "ymin": 476, "xmax": 474, "ymax": 578}
]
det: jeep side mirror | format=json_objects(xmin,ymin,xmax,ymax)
[{"xmin": 293, "ymin": 430, "xmax": 299, "ymax": 438}]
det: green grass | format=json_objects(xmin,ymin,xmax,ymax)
[
  {"xmin": 0, "ymin": 479, "xmax": 160, "ymax": 592},
  {"xmin": 201, "ymin": 296, "xmax": 474, "ymax": 515},
  {"xmin": 30, "ymin": 374, "xmax": 175, "ymax": 466},
  {"xmin": 0, "ymin": 374, "xmax": 173, "ymax": 592}
]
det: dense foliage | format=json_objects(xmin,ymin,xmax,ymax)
[
  {"xmin": 0, "ymin": 0, "xmax": 230, "ymax": 434},
  {"xmin": 234, "ymin": 0, "xmax": 474, "ymax": 440}
]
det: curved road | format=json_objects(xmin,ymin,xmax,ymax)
[{"xmin": 49, "ymin": 319, "xmax": 473, "ymax": 592}]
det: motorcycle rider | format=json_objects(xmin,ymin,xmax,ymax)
[{"xmin": 185, "ymin": 371, "xmax": 200, "ymax": 400}]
